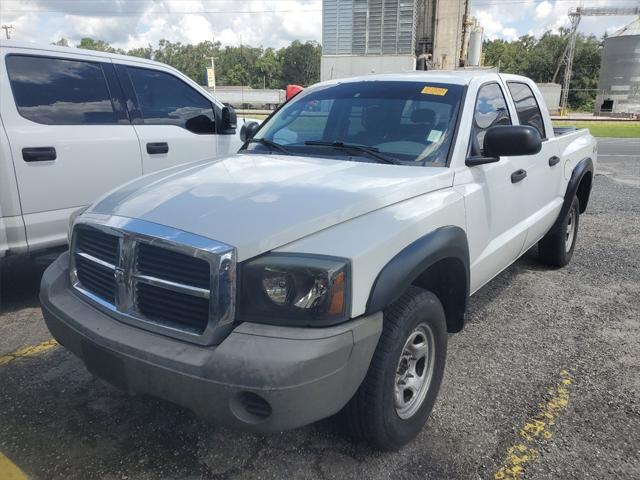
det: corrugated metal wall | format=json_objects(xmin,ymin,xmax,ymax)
[
  {"xmin": 322, "ymin": 0, "xmax": 416, "ymax": 55},
  {"xmin": 595, "ymin": 34, "xmax": 640, "ymax": 116}
]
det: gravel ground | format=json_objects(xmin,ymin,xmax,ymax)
[{"xmin": 0, "ymin": 137, "xmax": 638, "ymax": 479}]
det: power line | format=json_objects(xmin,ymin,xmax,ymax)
[{"xmin": 0, "ymin": 9, "xmax": 322, "ymax": 15}]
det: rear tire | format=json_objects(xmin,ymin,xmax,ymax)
[
  {"xmin": 343, "ymin": 286, "xmax": 447, "ymax": 451},
  {"xmin": 538, "ymin": 196, "xmax": 580, "ymax": 267}
]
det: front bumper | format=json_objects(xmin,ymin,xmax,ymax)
[{"xmin": 40, "ymin": 253, "xmax": 382, "ymax": 432}]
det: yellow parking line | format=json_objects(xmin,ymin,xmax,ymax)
[
  {"xmin": 0, "ymin": 339, "xmax": 58, "ymax": 367},
  {"xmin": 0, "ymin": 452, "xmax": 28, "ymax": 480},
  {"xmin": 494, "ymin": 370, "xmax": 574, "ymax": 479}
]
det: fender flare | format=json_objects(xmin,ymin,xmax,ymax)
[
  {"xmin": 550, "ymin": 157, "xmax": 593, "ymax": 232},
  {"xmin": 365, "ymin": 226, "xmax": 470, "ymax": 327}
]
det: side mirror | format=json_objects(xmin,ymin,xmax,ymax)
[
  {"xmin": 466, "ymin": 125, "xmax": 542, "ymax": 166},
  {"xmin": 240, "ymin": 121, "xmax": 261, "ymax": 142},
  {"xmin": 219, "ymin": 106, "xmax": 237, "ymax": 134},
  {"xmin": 484, "ymin": 125, "xmax": 542, "ymax": 157}
]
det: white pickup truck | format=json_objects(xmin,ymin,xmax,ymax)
[
  {"xmin": 0, "ymin": 40, "xmax": 249, "ymax": 259},
  {"xmin": 40, "ymin": 72, "xmax": 596, "ymax": 450}
]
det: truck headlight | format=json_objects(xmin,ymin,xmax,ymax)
[
  {"xmin": 67, "ymin": 206, "xmax": 88, "ymax": 242},
  {"xmin": 238, "ymin": 254, "xmax": 350, "ymax": 326}
]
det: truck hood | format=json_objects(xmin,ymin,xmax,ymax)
[{"xmin": 90, "ymin": 154, "xmax": 453, "ymax": 261}]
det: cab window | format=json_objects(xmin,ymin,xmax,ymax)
[
  {"xmin": 470, "ymin": 83, "xmax": 512, "ymax": 156},
  {"xmin": 6, "ymin": 55, "xmax": 118, "ymax": 125},
  {"xmin": 126, "ymin": 67, "xmax": 216, "ymax": 134},
  {"xmin": 507, "ymin": 82, "xmax": 546, "ymax": 138}
]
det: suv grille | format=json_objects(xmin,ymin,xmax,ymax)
[{"xmin": 70, "ymin": 220, "xmax": 235, "ymax": 344}]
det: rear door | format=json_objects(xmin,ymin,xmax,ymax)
[
  {"xmin": 506, "ymin": 80, "xmax": 563, "ymax": 248},
  {"xmin": 114, "ymin": 63, "xmax": 218, "ymax": 173},
  {"xmin": 1, "ymin": 50, "xmax": 142, "ymax": 252}
]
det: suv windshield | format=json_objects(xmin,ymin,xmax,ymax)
[{"xmin": 246, "ymin": 81, "xmax": 464, "ymax": 166}]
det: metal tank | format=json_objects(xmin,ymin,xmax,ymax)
[
  {"xmin": 594, "ymin": 18, "xmax": 640, "ymax": 116},
  {"xmin": 467, "ymin": 23, "xmax": 483, "ymax": 67}
]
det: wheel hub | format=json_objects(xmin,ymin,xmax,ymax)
[
  {"xmin": 565, "ymin": 207, "xmax": 576, "ymax": 253},
  {"xmin": 394, "ymin": 323, "xmax": 435, "ymax": 419}
]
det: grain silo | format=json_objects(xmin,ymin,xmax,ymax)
[
  {"xmin": 321, "ymin": 0, "xmax": 467, "ymax": 81},
  {"xmin": 594, "ymin": 18, "xmax": 640, "ymax": 117}
]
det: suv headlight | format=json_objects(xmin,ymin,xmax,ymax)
[
  {"xmin": 67, "ymin": 206, "xmax": 89, "ymax": 242},
  {"xmin": 238, "ymin": 253, "xmax": 350, "ymax": 326}
]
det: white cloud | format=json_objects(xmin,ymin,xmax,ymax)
[
  {"xmin": 534, "ymin": 1, "xmax": 553, "ymax": 20},
  {"xmin": 1, "ymin": 0, "xmax": 637, "ymax": 49},
  {"xmin": 473, "ymin": 0, "xmax": 639, "ymax": 41},
  {"xmin": 0, "ymin": 0, "xmax": 322, "ymax": 49}
]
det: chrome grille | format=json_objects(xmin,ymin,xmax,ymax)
[
  {"xmin": 136, "ymin": 282, "xmax": 210, "ymax": 334},
  {"xmin": 137, "ymin": 243, "xmax": 210, "ymax": 289},
  {"xmin": 74, "ymin": 227, "xmax": 118, "ymax": 303},
  {"xmin": 75, "ymin": 226, "xmax": 119, "ymax": 265},
  {"xmin": 69, "ymin": 217, "xmax": 236, "ymax": 345}
]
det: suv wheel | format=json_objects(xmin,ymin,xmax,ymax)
[
  {"xmin": 538, "ymin": 196, "xmax": 580, "ymax": 267},
  {"xmin": 343, "ymin": 286, "xmax": 447, "ymax": 450}
]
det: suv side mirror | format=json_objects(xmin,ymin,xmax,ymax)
[
  {"xmin": 240, "ymin": 121, "xmax": 261, "ymax": 142},
  {"xmin": 484, "ymin": 125, "xmax": 542, "ymax": 157},
  {"xmin": 219, "ymin": 106, "xmax": 237, "ymax": 134}
]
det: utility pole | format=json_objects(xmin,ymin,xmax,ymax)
[{"xmin": 1, "ymin": 25, "xmax": 14, "ymax": 39}]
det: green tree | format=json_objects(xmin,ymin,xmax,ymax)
[
  {"xmin": 256, "ymin": 48, "xmax": 282, "ymax": 88},
  {"xmin": 65, "ymin": 37, "xmax": 324, "ymax": 91},
  {"xmin": 52, "ymin": 38, "xmax": 69, "ymax": 47},
  {"xmin": 127, "ymin": 45, "xmax": 154, "ymax": 59},
  {"xmin": 483, "ymin": 31, "xmax": 602, "ymax": 111},
  {"xmin": 278, "ymin": 40, "xmax": 321, "ymax": 86},
  {"xmin": 77, "ymin": 38, "xmax": 124, "ymax": 54}
]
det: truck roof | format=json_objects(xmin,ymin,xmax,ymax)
[{"xmin": 315, "ymin": 70, "xmax": 530, "ymax": 88}]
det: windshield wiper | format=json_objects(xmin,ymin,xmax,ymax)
[
  {"xmin": 245, "ymin": 138, "xmax": 291, "ymax": 155},
  {"xmin": 304, "ymin": 141, "xmax": 401, "ymax": 165}
]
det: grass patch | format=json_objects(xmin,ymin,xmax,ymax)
[{"xmin": 553, "ymin": 121, "xmax": 640, "ymax": 138}]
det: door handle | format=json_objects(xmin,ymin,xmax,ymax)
[
  {"xmin": 146, "ymin": 142, "xmax": 169, "ymax": 155},
  {"xmin": 22, "ymin": 147, "xmax": 56, "ymax": 162},
  {"xmin": 548, "ymin": 156, "xmax": 561, "ymax": 166},
  {"xmin": 511, "ymin": 169, "xmax": 527, "ymax": 183}
]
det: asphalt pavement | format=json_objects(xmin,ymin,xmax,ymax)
[{"xmin": 0, "ymin": 137, "xmax": 638, "ymax": 480}]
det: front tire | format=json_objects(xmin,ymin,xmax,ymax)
[
  {"xmin": 538, "ymin": 196, "xmax": 580, "ymax": 267},
  {"xmin": 343, "ymin": 286, "xmax": 447, "ymax": 450}
]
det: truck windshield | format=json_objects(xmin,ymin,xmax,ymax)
[{"xmin": 247, "ymin": 81, "xmax": 464, "ymax": 166}]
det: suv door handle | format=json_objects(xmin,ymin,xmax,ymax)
[
  {"xmin": 147, "ymin": 142, "xmax": 169, "ymax": 155},
  {"xmin": 548, "ymin": 156, "xmax": 560, "ymax": 166},
  {"xmin": 511, "ymin": 169, "xmax": 527, "ymax": 183},
  {"xmin": 22, "ymin": 147, "xmax": 57, "ymax": 162}
]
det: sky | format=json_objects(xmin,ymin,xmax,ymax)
[{"xmin": 0, "ymin": 0, "xmax": 638, "ymax": 50}]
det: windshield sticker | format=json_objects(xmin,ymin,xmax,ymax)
[
  {"xmin": 428, "ymin": 130, "xmax": 443, "ymax": 142},
  {"xmin": 421, "ymin": 86, "xmax": 448, "ymax": 96}
]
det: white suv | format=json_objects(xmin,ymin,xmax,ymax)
[{"xmin": 0, "ymin": 40, "xmax": 248, "ymax": 258}]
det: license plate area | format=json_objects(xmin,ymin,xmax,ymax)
[{"xmin": 81, "ymin": 340, "xmax": 127, "ymax": 391}]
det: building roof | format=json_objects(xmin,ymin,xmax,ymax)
[{"xmin": 613, "ymin": 18, "xmax": 640, "ymax": 37}]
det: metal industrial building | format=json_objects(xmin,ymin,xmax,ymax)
[
  {"xmin": 594, "ymin": 18, "xmax": 640, "ymax": 117},
  {"xmin": 321, "ymin": 0, "xmax": 468, "ymax": 81}
]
